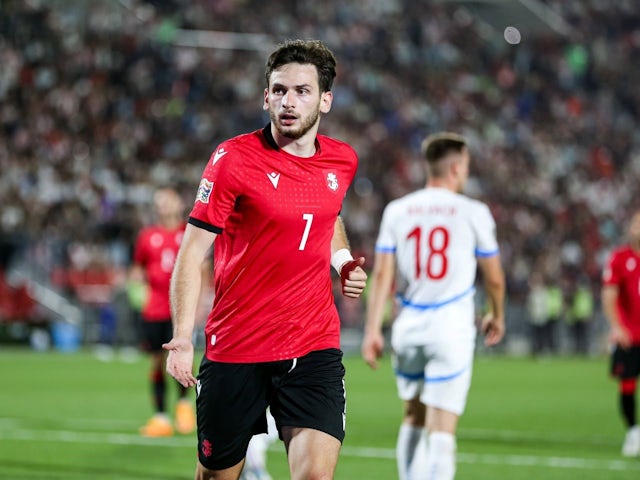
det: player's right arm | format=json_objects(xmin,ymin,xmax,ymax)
[
  {"xmin": 602, "ymin": 284, "xmax": 631, "ymax": 348},
  {"xmin": 164, "ymin": 223, "xmax": 216, "ymax": 387},
  {"xmin": 361, "ymin": 250, "xmax": 395, "ymax": 369}
]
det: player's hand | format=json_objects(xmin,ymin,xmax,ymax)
[
  {"xmin": 340, "ymin": 257, "xmax": 367, "ymax": 298},
  {"xmin": 481, "ymin": 313, "xmax": 505, "ymax": 347},
  {"xmin": 361, "ymin": 330, "xmax": 385, "ymax": 369},
  {"xmin": 163, "ymin": 337, "xmax": 197, "ymax": 388},
  {"xmin": 610, "ymin": 324, "xmax": 632, "ymax": 349}
]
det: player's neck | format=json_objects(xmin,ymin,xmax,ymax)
[
  {"xmin": 160, "ymin": 216, "xmax": 182, "ymax": 230},
  {"xmin": 426, "ymin": 179, "xmax": 456, "ymax": 192}
]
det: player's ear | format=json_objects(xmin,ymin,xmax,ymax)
[
  {"xmin": 263, "ymin": 88, "xmax": 269, "ymax": 110},
  {"xmin": 320, "ymin": 90, "xmax": 333, "ymax": 114},
  {"xmin": 450, "ymin": 156, "xmax": 461, "ymax": 176}
]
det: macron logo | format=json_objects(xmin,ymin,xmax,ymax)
[
  {"xmin": 212, "ymin": 148, "xmax": 228, "ymax": 165},
  {"xmin": 267, "ymin": 172, "xmax": 280, "ymax": 189}
]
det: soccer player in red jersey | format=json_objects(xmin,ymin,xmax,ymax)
[
  {"xmin": 164, "ymin": 39, "xmax": 367, "ymax": 480},
  {"xmin": 132, "ymin": 187, "xmax": 196, "ymax": 437},
  {"xmin": 602, "ymin": 209, "xmax": 640, "ymax": 457}
]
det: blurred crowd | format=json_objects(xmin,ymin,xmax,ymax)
[{"xmin": 1, "ymin": 0, "xmax": 640, "ymax": 351}]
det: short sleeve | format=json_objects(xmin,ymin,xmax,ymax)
[
  {"xmin": 189, "ymin": 143, "xmax": 243, "ymax": 232},
  {"xmin": 602, "ymin": 251, "xmax": 619, "ymax": 286},
  {"xmin": 375, "ymin": 203, "xmax": 398, "ymax": 254},
  {"xmin": 472, "ymin": 204, "xmax": 499, "ymax": 257}
]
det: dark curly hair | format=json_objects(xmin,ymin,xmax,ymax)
[{"xmin": 265, "ymin": 39, "xmax": 337, "ymax": 93}]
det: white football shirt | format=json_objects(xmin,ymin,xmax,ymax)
[{"xmin": 376, "ymin": 187, "xmax": 498, "ymax": 338}]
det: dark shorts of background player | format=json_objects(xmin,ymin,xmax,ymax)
[
  {"xmin": 195, "ymin": 348, "xmax": 346, "ymax": 470},
  {"xmin": 610, "ymin": 345, "xmax": 640, "ymax": 378},
  {"xmin": 140, "ymin": 318, "xmax": 172, "ymax": 353}
]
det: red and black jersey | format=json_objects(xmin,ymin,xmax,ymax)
[
  {"xmin": 189, "ymin": 126, "xmax": 358, "ymax": 363},
  {"xmin": 603, "ymin": 246, "xmax": 640, "ymax": 344},
  {"xmin": 133, "ymin": 224, "xmax": 185, "ymax": 321}
]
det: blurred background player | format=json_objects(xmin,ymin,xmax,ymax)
[
  {"xmin": 132, "ymin": 186, "xmax": 196, "ymax": 437},
  {"xmin": 362, "ymin": 132, "xmax": 505, "ymax": 480},
  {"xmin": 602, "ymin": 209, "xmax": 640, "ymax": 457}
]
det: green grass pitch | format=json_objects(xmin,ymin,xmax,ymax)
[{"xmin": 1, "ymin": 347, "xmax": 638, "ymax": 479}]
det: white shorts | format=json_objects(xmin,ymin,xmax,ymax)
[
  {"xmin": 390, "ymin": 298, "xmax": 476, "ymax": 416},
  {"xmin": 391, "ymin": 338, "xmax": 474, "ymax": 416}
]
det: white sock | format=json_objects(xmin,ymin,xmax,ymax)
[
  {"xmin": 396, "ymin": 424, "xmax": 423, "ymax": 480},
  {"xmin": 423, "ymin": 432, "xmax": 456, "ymax": 480}
]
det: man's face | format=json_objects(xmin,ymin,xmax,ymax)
[
  {"xmin": 264, "ymin": 63, "xmax": 332, "ymax": 140},
  {"xmin": 154, "ymin": 189, "xmax": 183, "ymax": 220}
]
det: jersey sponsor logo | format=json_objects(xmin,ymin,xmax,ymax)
[
  {"xmin": 196, "ymin": 178, "xmax": 213, "ymax": 204},
  {"xmin": 267, "ymin": 171, "xmax": 281, "ymax": 189},
  {"xmin": 211, "ymin": 147, "xmax": 228, "ymax": 165},
  {"xmin": 326, "ymin": 172, "xmax": 339, "ymax": 191}
]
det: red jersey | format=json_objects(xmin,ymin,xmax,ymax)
[
  {"xmin": 133, "ymin": 224, "xmax": 185, "ymax": 321},
  {"xmin": 189, "ymin": 126, "xmax": 358, "ymax": 363},
  {"xmin": 602, "ymin": 246, "xmax": 640, "ymax": 344}
]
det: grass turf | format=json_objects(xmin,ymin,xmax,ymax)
[{"xmin": 0, "ymin": 347, "xmax": 638, "ymax": 479}]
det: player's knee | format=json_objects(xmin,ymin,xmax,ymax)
[
  {"xmin": 403, "ymin": 399, "xmax": 426, "ymax": 427},
  {"xmin": 298, "ymin": 470, "xmax": 335, "ymax": 480},
  {"xmin": 194, "ymin": 461, "xmax": 216, "ymax": 480}
]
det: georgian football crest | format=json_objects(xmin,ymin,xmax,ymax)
[{"xmin": 326, "ymin": 172, "xmax": 339, "ymax": 191}]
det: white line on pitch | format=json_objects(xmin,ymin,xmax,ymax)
[
  {"xmin": 0, "ymin": 427, "xmax": 638, "ymax": 472},
  {"xmin": 0, "ymin": 417, "xmax": 620, "ymax": 447}
]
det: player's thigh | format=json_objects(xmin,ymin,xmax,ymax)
[
  {"xmin": 196, "ymin": 358, "xmax": 270, "ymax": 470},
  {"xmin": 611, "ymin": 345, "xmax": 640, "ymax": 378},
  {"xmin": 271, "ymin": 348, "xmax": 346, "ymax": 444},
  {"xmin": 422, "ymin": 338, "xmax": 475, "ymax": 416},
  {"xmin": 282, "ymin": 426, "xmax": 341, "ymax": 480},
  {"xmin": 392, "ymin": 344, "xmax": 427, "ymax": 401}
]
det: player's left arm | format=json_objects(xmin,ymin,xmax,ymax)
[
  {"xmin": 477, "ymin": 254, "xmax": 506, "ymax": 346},
  {"xmin": 331, "ymin": 216, "xmax": 366, "ymax": 298}
]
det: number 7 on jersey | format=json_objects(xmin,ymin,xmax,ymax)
[{"xmin": 299, "ymin": 213, "xmax": 314, "ymax": 250}]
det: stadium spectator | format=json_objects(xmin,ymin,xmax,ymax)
[
  {"xmin": 163, "ymin": 39, "xmax": 367, "ymax": 480},
  {"xmin": 527, "ymin": 275, "xmax": 563, "ymax": 356},
  {"xmin": 526, "ymin": 271, "xmax": 550, "ymax": 356},
  {"xmin": 602, "ymin": 209, "xmax": 640, "ymax": 457},
  {"xmin": 2, "ymin": 1, "xmax": 640, "ymax": 349},
  {"xmin": 361, "ymin": 132, "xmax": 505, "ymax": 480},
  {"xmin": 565, "ymin": 275, "xmax": 595, "ymax": 356}
]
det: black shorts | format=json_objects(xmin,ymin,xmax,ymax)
[
  {"xmin": 140, "ymin": 319, "xmax": 172, "ymax": 352},
  {"xmin": 610, "ymin": 345, "xmax": 640, "ymax": 378},
  {"xmin": 195, "ymin": 348, "xmax": 346, "ymax": 470}
]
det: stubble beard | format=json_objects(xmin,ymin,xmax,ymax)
[{"xmin": 270, "ymin": 108, "xmax": 321, "ymax": 140}]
